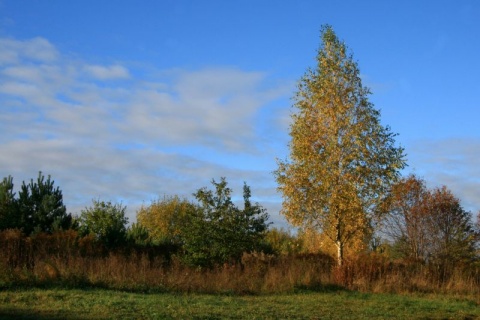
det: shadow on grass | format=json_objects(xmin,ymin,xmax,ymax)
[
  {"xmin": 2, "ymin": 278, "xmax": 350, "ymax": 296},
  {"xmin": 0, "ymin": 308, "xmax": 104, "ymax": 320},
  {"xmin": 0, "ymin": 280, "xmax": 169, "ymax": 295},
  {"xmin": 294, "ymin": 283, "xmax": 349, "ymax": 294}
]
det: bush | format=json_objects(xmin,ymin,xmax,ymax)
[
  {"xmin": 78, "ymin": 200, "xmax": 128, "ymax": 249},
  {"xmin": 180, "ymin": 178, "xmax": 270, "ymax": 267}
]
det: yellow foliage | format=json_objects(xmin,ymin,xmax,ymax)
[
  {"xmin": 265, "ymin": 228, "xmax": 302, "ymax": 255},
  {"xmin": 274, "ymin": 26, "xmax": 405, "ymax": 265},
  {"xmin": 136, "ymin": 196, "xmax": 196, "ymax": 243}
]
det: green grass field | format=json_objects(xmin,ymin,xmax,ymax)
[{"xmin": 0, "ymin": 288, "xmax": 478, "ymax": 319}]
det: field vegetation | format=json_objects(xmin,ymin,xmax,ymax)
[
  {"xmin": 1, "ymin": 288, "xmax": 479, "ymax": 319},
  {"xmin": 1, "ymin": 228, "xmax": 479, "ymax": 298}
]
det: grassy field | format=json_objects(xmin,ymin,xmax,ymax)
[{"xmin": 0, "ymin": 288, "xmax": 479, "ymax": 319}]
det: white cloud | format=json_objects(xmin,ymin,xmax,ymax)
[
  {"xmin": 121, "ymin": 67, "xmax": 278, "ymax": 152},
  {"xmin": 0, "ymin": 81, "xmax": 39, "ymax": 97},
  {"xmin": 84, "ymin": 64, "xmax": 130, "ymax": 80},
  {"xmin": 0, "ymin": 37, "xmax": 58, "ymax": 64},
  {"xmin": 0, "ymin": 36, "xmax": 291, "ymax": 224}
]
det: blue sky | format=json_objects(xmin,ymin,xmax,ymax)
[{"xmin": 1, "ymin": 0, "xmax": 479, "ymax": 226}]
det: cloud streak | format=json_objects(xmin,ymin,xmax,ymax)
[
  {"xmin": 0, "ymin": 36, "xmax": 291, "ymax": 223},
  {"xmin": 84, "ymin": 64, "xmax": 130, "ymax": 80},
  {"xmin": 0, "ymin": 37, "xmax": 58, "ymax": 64}
]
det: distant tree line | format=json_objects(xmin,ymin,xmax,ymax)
[
  {"xmin": 1, "ymin": 170, "xmax": 478, "ymax": 272},
  {"xmin": 0, "ymin": 173, "xmax": 270, "ymax": 267}
]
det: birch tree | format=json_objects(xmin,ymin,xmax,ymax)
[{"xmin": 275, "ymin": 26, "xmax": 405, "ymax": 265}]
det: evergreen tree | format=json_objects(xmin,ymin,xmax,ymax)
[
  {"xmin": 0, "ymin": 175, "xmax": 19, "ymax": 230},
  {"xmin": 18, "ymin": 172, "xmax": 72, "ymax": 234}
]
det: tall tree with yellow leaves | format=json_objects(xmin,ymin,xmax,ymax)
[{"xmin": 275, "ymin": 26, "xmax": 405, "ymax": 265}]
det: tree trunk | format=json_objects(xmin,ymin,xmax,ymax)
[{"xmin": 336, "ymin": 240, "xmax": 344, "ymax": 266}]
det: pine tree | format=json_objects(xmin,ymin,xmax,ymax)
[
  {"xmin": 18, "ymin": 172, "xmax": 72, "ymax": 234},
  {"xmin": 0, "ymin": 176, "xmax": 19, "ymax": 230}
]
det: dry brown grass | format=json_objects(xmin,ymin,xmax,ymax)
[{"xmin": 1, "ymin": 229, "xmax": 479, "ymax": 296}]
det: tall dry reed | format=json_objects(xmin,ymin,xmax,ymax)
[{"xmin": 1, "ymin": 230, "xmax": 479, "ymax": 296}]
